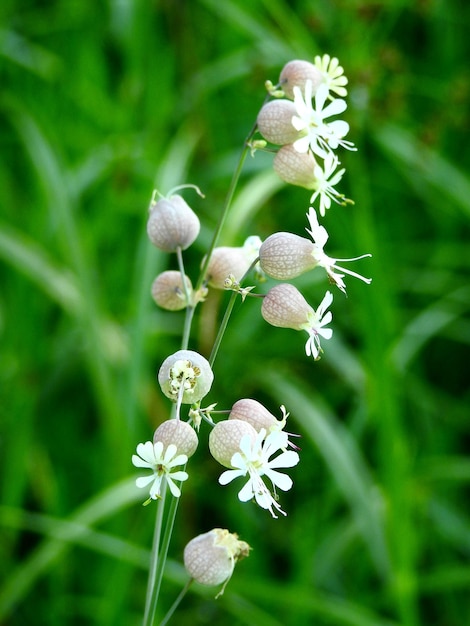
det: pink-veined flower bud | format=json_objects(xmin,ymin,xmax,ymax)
[
  {"xmin": 147, "ymin": 195, "xmax": 200, "ymax": 252},
  {"xmin": 273, "ymin": 144, "xmax": 317, "ymax": 189},
  {"xmin": 205, "ymin": 246, "xmax": 252, "ymax": 289},
  {"xmin": 279, "ymin": 59, "xmax": 323, "ymax": 99},
  {"xmin": 209, "ymin": 419, "xmax": 257, "ymax": 468},
  {"xmin": 158, "ymin": 350, "xmax": 214, "ymax": 404},
  {"xmin": 229, "ymin": 398, "xmax": 284, "ymax": 433},
  {"xmin": 261, "ymin": 283, "xmax": 313, "ymax": 330},
  {"xmin": 184, "ymin": 528, "xmax": 251, "ymax": 592},
  {"xmin": 153, "ymin": 419, "xmax": 199, "ymax": 458},
  {"xmin": 259, "ymin": 232, "xmax": 317, "ymax": 280},
  {"xmin": 151, "ymin": 270, "xmax": 192, "ymax": 310},
  {"xmin": 256, "ymin": 99, "xmax": 300, "ymax": 145}
]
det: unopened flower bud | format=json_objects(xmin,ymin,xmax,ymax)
[
  {"xmin": 184, "ymin": 528, "xmax": 251, "ymax": 591},
  {"xmin": 147, "ymin": 195, "xmax": 200, "ymax": 252},
  {"xmin": 205, "ymin": 246, "xmax": 252, "ymax": 289},
  {"xmin": 259, "ymin": 232, "xmax": 317, "ymax": 279},
  {"xmin": 273, "ymin": 144, "xmax": 317, "ymax": 189},
  {"xmin": 153, "ymin": 419, "xmax": 198, "ymax": 458},
  {"xmin": 229, "ymin": 398, "xmax": 284, "ymax": 433},
  {"xmin": 279, "ymin": 59, "xmax": 322, "ymax": 99},
  {"xmin": 151, "ymin": 270, "xmax": 192, "ymax": 310},
  {"xmin": 158, "ymin": 350, "xmax": 214, "ymax": 404},
  {"xmin": 256, "ymin": 99, "xmax": 300, "ymax": 145},
  {"xmin": 209, "ymin": 419, "xmax": 257, "ymax": 468},
  {"xmin": 261, "ymin": 283, "xmax": 313, "ymax": 330}
]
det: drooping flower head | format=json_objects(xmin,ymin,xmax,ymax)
[
  {"xmin": 257, "ymin": 99, "xmax": 302, "ymax": 145},
  {"xmin": 278, "ymin": 59, "xmax": 323, "ymax": 100},
  {"xmin": 209, "ymin": 419, "xmax": 258, "ymax": 468},
  {"xmin": 158, "ymin": 350, "xmax": 214, "ymax": 404},
  {"xmin": 229, "ymin": 399, "xmax": 288, "ymax": 434},
  {"xmin": 151, "ymin": 270, "xmax": 193, "ymax": 311},
  {"xmin": 230, "ymin": 399, "xmax": 300, "ymax": 449},
  {"xmin": 305, "ymin": 207, "xmax": 372, "ymax": 293},
  {"xmin": 292, "ymin": 82, "xmax": 356, "ymax": 158},
  {"xmin": 273, "ymin": 144, "xmax": 318, "ymax": 190},
  {"xmin": 147, "ymin": 194, "xmax": 200, "ymax": 252},
  {"xmin": 218, "ymin": 428, "xmax": 300, "ymax": 518},
  {"xmin": 153, "ymin": 419, "xmax": 199, "ymax": 458},
  {"xmin": 132, "ymin": 441, "xmax": 188, "ymax": 503},
  {"xmin": 258, "ymin": 213, "xmax": 371, "ymax": 293},
  {"xmin": 261, "ymin": 283, "xmax": 334, "ymax": 360},
  {"xmin": 184, "ymin": 528, "xmax": 251, "ymax": 597}
]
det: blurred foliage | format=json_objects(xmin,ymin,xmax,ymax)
[{"xmin": 1, "ymin": 0, "xmax": 469, "ymax": 625}]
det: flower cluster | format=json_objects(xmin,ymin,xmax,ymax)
[
  {"xmin": 209, "ymin": 404, "xmax": 300, "ymax": 518},
  {"xmin": 259, "ymin": 56, "xmax": 353, "ymax": 215},
  {"xmin": 254, "ymin": 56, "xmax": 371, "ymax": 359},
  {"xmin": 130, "ymin": 57, "xmax": 372, "ymax": 608}
]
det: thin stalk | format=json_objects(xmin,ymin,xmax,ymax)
[
  {"xmin": 142, "ymin": 106, "xmax": 264, "ymax": 626},
  {"xmin": 143, "ymin": 483, "xmax": 167, "ymax": 626},
  {"xmin": 143, "ymin": 480, "xmax": 184, "ymax": 625},
  {"xmin": 175, "ymin": 246, "xmax": 195, "ymax": 350},
  {"xmin": 195, "ymin": 123, "xmax": 258, "ymax": 294},
  {"xmin": 159, "ymin": 579, "xmax": 193, "ymax": 626},
  {"xmin": 209, "ymin": 290, "xmax": 238, "ymax": 367},
  {"xmin": 209, "ymin": 257, "xmax": 260, "ymax": 367}
]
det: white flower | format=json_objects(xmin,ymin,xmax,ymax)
[
  {"xmin": 292, "ymin": 82, "xmax": 356, "ymax": 158},
  {"xmin": 309, "ymin": 152, "xmax": 347, "ymax": 216},
  {"xmin": 314, "ymin": 54, "xmax": 348, "ymax": 98},
  {"xmin": 132, "ymin": 441, "xmax": 188, "ymax": 502},
  {"xmin": 218, "ymin": 429, "xmax": 300, "ymax": 518},
  {"xmin": 306, "ymin": 207, "xmax": 372, "ymax": 293},
  {"xmin": 300, "ymin": 291, "xmax": 333, "ymax": 360}
]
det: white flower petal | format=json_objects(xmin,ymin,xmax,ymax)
[
  {"xmin": 167, "ymin": 453, "xmax": 188, "ymax": 468},
  {"xmin": 322, "ymin": 98, "xmax": 347, "ymax": 119},
  {"xmin": 169, "ymin": 470, "xmax": 189, "ymax": 482},
  {"xmin": 165, "ymin": 476, "xmax": 182, "ymax": 498},
  {"xmin": 163, "ymin": 443, "xmax": 178, "ymax": 464},
  {"xmin": 219, "ymin": 468, "xmax": 246, "ymax": 485},
  {"xmin": 305, "ymin": 336, "xmax": 319, "ymax": 359},
  {"xmin": 267, "ymin": 450, "xmax": 300, "ymax": 470},
  {"xmin": 136, "ymin": 441, "xmax": 157, "ymax": 464},
  {"xmin": 238, "ymin": 478, "xmax": 256, "ymax": 502},
  {"xmin": 293, "ymin": 135, "xmax": 310, "ymax": 153},
  {"xmin": 229, "ymin": 452, "xmax": 248, "ymax": 471},
  {"xmin": 136, "ymin": 475, "xmax": 156, "ymax": 488},
  {"xmin": 132, "ymin": 454, "xmax": 153, "ymax": 469},
  {"xmin": 264, "ymin": 468, "xmax": 293, "ymax": 491},
  {"xmin": 318, "ymin": 328, "xmax": 333, "ymax": 340}
]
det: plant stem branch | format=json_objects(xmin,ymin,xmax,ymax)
[{"xmin": 159, "ymin": 578, "xmax": 193, "ymax": 626}]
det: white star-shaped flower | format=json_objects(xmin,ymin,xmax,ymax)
[
  {"xmin": 132, "ymin": 441, "xmax": 188, "ymax": 502},
  {"xmin": 218, "ymin": 429, "xmax": 300, "ymax": 518},
  {"xmin": 300, "ymin": 290, "xmax": 334, "ymax": 360},
  {"xmin": 314, "ymin": 54, "xmax": 348, "ymax": 98},
  {"xmin": 292, "ymin": 82, "xmax": 356, "ymax": 158},
  {"xmin": 306, "ymin": 207, "xmax": 372, "ymax": 294},
  {"xmin": 310, "ymin": 152, "xmax": 347, "ymax": 216}
]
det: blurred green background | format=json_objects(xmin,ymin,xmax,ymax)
[{"xmin": 1, "ymin": 1, "xmax": 469, "ymax": 625}]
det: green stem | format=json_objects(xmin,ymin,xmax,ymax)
[
  {"xmin": 143, "ymin": 481, "xmax": 184, "ymax": 625},
  {"xmin": 208, "ymin": 257, "xmax": 260, "ymax": 367},
  {"xmin": 159, "ymin": 579, "xmax": 193, "ymax": 626},
  {"xmin": 209, "ymin": 291, "xmax": 239, "ymax": 368},
  {"xmin": 142, "ymin": 109, "xmax": 263, "ymax": 626},
  {"xmin": 143, "ymin": 483, "xmax": 167, "ymax": 626},
  {"xmin": 195, "ymin": 124, "xmax": 258, "ymax": 294},
  {"xmin": 175, "ymin": 247, "xmax": 194, "ymax": 350}
]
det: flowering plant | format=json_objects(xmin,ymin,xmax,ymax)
[{"xmin": 131, "ymin": 56, "xmax": 371, "ymax": 624}]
